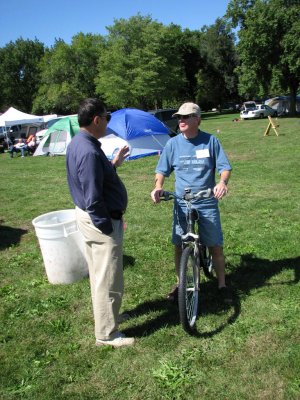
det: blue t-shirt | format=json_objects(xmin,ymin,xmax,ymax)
[{"xmin": 156, "ymin": 131, "xmax": 232, "ymax": 198}]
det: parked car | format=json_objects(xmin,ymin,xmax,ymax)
[
  {"xmin": 240, "ymin": 104, "xmax": 277, "ymax": 120},
  {"xmin": 148, "ymin": 109, "xmax": 179, "ymax": 136},
  {"xmin": 240, "ymin": 101, "xmax": 257, "ymax": 112}
]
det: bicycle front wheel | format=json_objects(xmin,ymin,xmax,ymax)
[{"xmin": 178, "ymin": 245, "xmax": 200, "ymax": 334}]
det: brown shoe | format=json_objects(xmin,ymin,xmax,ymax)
[
  {"xmin": 218, "ymin": 286, "xmax": 233, "ymax": 304},
  {"xmin": 166, "ymin": 284, "xmax": 178, "ymax": 301}
]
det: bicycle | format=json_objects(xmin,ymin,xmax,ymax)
[{"xmin": 160, "ymin": 188, "xmax": 215, "ymax": 334}]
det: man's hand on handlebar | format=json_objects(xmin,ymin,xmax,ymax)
[{"xmin": 151, "ymin": 188, "xmax": 164, "ymax": 203}]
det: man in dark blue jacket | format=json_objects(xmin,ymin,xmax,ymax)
[{"xmin": 66, "ymin": 98, "xmax": 134, "ymax": 347}]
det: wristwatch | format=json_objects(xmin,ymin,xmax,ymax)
[{"xmin": 220, "ymin": 179, "xmax": 228, "ymax": 185}]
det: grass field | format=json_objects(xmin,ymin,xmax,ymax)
[{"xmin": 1, "ymin": 115, "xmax": 299, "ymax": 399}]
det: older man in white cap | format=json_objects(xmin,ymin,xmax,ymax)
[{"xmin": 151, "ymin": 102, "xmax": 233, "ymax": 303}]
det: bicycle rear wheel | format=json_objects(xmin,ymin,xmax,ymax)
[
  {"xmin": 202, "ymin": 246, "xmax": 216, "ymax": 279},
  {"xmin": 178, "ymin": 245, "xmax": 200, "ymax": 334}
]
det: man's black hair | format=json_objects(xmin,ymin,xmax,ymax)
[{"xmin": 78, "ymin": 98, "xmax": 106, "ymax": 127}]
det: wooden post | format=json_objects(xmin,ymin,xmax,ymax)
[{"xmin": 264, "ymin": 116, "xmax": 279, "ymax": 136}]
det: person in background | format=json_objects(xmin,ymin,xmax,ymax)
[
  {"xmin": 66, "ymin": 98, "xmax": 134, "ymax": 348},
  {"xmin": 26, "ymin": 134, "xmax": 37, "ymax": 154},
  {"xmin": 9, "ymin": 138, "xmax": 26, "ymax": 158},
  {"xmin": 151, "ymin": 102, "xmax": 233, "ymax": 303},
  {"xmin": 0, "ymin": 138, "xmax": 5, "ymax": 153}
]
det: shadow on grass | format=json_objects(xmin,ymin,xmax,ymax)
[
  {"xmin": 123, "ymin": 253, "xmax": 299, "ymax": 338},
  {"xmin": 229, "ymin": 253, "xmax": 300, "ymax": 291},
  {"xmin": 0, "ymin": 223, "xmax": 28, "ymax": 250},
  {"xmin": 123, "ymin": 254, "xmax": 135, "ymax": 269},
  {"xmin": 122, "ymin": 298, "xmax": 180, "ymax": 338},
  {"xmin": 122, "ymin": 278, "xmax": 241, "ymax": 339},
  {"xmin": 122, "ymin": 292, "xmax": 240, "ymax": 339}
]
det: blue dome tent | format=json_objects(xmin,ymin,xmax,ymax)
[{"xmin": 100, "ymin": 108, "xmax": 171, "ymax": 160}]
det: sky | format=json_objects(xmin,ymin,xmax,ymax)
[{"xmin": 0, "ymin": 0, "xmax": 231, "ymax": 48}]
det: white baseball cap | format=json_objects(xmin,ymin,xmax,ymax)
[{"xmin": 172, "ymin": 102, "xmax": 201, "ymax": 117}]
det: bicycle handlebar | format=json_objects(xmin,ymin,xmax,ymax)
[{"xmin": 160, "ymin": 188, "xmax": 213, "ymax": 202}]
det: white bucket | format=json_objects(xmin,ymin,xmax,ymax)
[{"xmin": 32, "ymin": 209, "xmax": 88, "ymax": 284}]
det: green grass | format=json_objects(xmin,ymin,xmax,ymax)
[{"xmin": 1, "ymin": 115, "xmax": 300, "ymax": 399}]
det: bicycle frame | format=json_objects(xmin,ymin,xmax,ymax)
[
  {"xmin": 161, "ymin": 188, "xmax": 213, "ymax": 334},
  {"xmin": 161, "ymin": 187, "xmax": 212, "ymax": 248}
]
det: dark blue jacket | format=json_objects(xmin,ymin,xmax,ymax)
[{"xmin": 66, "ymin": 131, "xmax": 127, "ymax": 234}]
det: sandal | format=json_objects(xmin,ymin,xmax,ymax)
[{"xmin": 166, "ymin": 284, "xmax": 179, "ymax": 301}]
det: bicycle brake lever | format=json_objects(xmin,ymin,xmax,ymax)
[
  {"xmin": 204, "ymin": 188, "xmax": 212, "ymax": 197},
  {"xmin": 195, "ymin": 188, "xmax": 212, "ymax": 198},
  {"xmin": 161, "ymin": 191, "xmax": 170, "ymax": 201}
]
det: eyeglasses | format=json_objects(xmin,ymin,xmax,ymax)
[
  {"xmin": 101, "ymin": 114, "xmax": 111, "ymax": 122},
  {"xmin": 176, "ymin": 114, "xmax": 197, "ymax": 120},
  {"xmin": 96, "ymin": 114, "xmax": 111, "ymax": 122}
]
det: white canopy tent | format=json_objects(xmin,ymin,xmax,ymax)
[
  {"xmin": 0, "ymin": 107, "xmax": 57, "ymax": 144},
  {"xmin": 0, "ymin": 107, "xmax": 57, "ymax": 127}
]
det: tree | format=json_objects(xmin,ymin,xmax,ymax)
[
  {"xmin": 32, "ymin": 33, "xmax": 104, "ymax": 114},
  {"xmin": 226, "ymin": 0, "xmax": 256, "ymax": 27},
  {"xmin": 194, "ymin": 18, "xmax": 239, "ymax": 110},
  {"xmin": 179, "ymin": 29, "xmax": 202, "ymax": 102},
  {"xmin": 95, "ymin": 15, "xmax": 187, "ymax": 109},
  {"xmin": 0, "ymin": 38, "xmax": 45, "ymax": 112},
  {"xmin": 227, "ymin": 0, "xmax": 300, "ymax": 115}
]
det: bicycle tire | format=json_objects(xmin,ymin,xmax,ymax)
[
  {"xmin": 178, "ymin": 245, "xmax": 200, "ymax": 334},
  {"xmin": 202, "ymin": 246, "xmax": 216, "ymax": 279}
]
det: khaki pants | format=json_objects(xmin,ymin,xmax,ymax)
[{"xmin": 75, "ymin": 207, "xmax": 124, "ymax": 340}]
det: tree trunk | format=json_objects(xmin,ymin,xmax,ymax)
[{"xmin": 288, "ymin": 79, "xmax": 299, "ymax": 117}]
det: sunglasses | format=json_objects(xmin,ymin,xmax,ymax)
[
  {"xmin": 96, "ymin": 114, "xmax": 111, "ymax": 122},
  {"xmin": 176, "ymin": 114, "xmax": 197, "ymax": 120},
  {"xmin": 103, "ymin": 114, "xmax": 111, "ymax": 122}
]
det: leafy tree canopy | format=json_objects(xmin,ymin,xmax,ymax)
[
  {"xmin": 95, "ymin": 15, "xmax": 187, "ymax": 110},
  {"xmin": 0, "ymin": 38, "xmax": 45, "ymax": 113},
  {"xmin": 227, "ymin": 0, "xmax": 300, "ymax": 114},
  {"xmin": 195, "ymin": 18, "xmax": 239, "ymax": 110},
  {"xmin": 1, "ymin": 8, "xmax": 298, "ymax": 115},
  {"xmin": 32, "ymin": 33, "xmax": 104, "ymax": 114}
]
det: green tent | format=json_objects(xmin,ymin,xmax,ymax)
[{"xmin": 34, "ymin": 115, "xmax": 79, "ymax": 156}]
